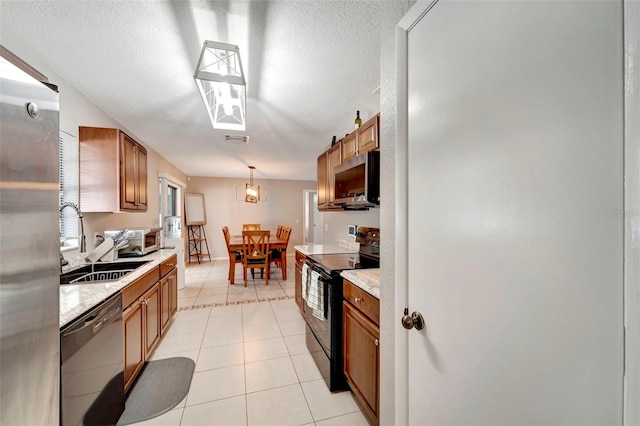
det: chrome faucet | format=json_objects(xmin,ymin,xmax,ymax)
[
  {"xmin": 60, "ymin": 251, "xmax": 69, "ymax": 273},
  {"xmin": 59, "ymin": 202, "xmax": 86, "ymax": 253}
]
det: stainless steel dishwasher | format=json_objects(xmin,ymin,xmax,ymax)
[{"xmin": 61, "ymin": 293, "xmax": 124, "ymax": 425}]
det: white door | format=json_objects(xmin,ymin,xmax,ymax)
[
  {"xmin": 398, "ymin": 1, "xmax": 624, "ymax": 424},
  {"xmin": 312, "ymin": 192, "xmax": 318, "ymax": 243},
  {"xmin": 303, "ymin": 190, "xmax": 318, "ymax": 244}
]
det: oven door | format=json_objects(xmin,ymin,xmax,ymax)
[{"xmin": 302, "ymin": 262, "xmax": 332, "ymax": 357}]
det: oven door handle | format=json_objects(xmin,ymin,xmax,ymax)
[
  {"xmin": 303, "ymin": 263, "xmax": 331, "ymax": 321},
  {"xmin": 322, "ymin": 279, "xmax": 330, "ymax": 319}
]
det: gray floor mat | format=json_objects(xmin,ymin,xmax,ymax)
[{"xmin": 117, "ymin": 357, "xmax": 195, "ymax": 425}]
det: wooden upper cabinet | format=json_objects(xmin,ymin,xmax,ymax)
[
  {"xmin": 120, "ymin": 134, "xmax": 138, "ymax": 210},
  {"xmin": 317, "ymin": 144, "xmax": 343, "ymax": 211},
  {"xmin": 342, "ymin": 114, "xmax": 380, "ymax": 163},
  {"xmin": 317, "ymin": 112, "xmax": 379, "ymax": 211},
  {"xmin": 357, "ymin": 114, "xmax": 379, "ymax": 155},
  {"xmin": 120, "ymin": 133, "xmax": 147, "ymax": 211},
  {"xmin": 136, "ymin": 146, "xmax": 148, "ymax": 209},
  {"xmin": 317, "ymin": 153, "xmax": 328, "ymax": 208},
  {"xmin": 327, "ymin": 143, "xmax": 342, "ymax": 205},
  {"xmin": 79, "ymin": 126, "xmax": 148, "ymax": 212},
  {"xmin": 341, "ymin": 132, "xmax": 358, "ymax": 163}
]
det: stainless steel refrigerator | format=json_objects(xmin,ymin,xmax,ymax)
[{"xmin": 0, "ymin": 49, "xmax": 60, "ymax": 424}]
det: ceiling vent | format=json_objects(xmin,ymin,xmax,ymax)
[{"xmin": 225, "ymin": 135, "xmax": 250, "ymax": 144}]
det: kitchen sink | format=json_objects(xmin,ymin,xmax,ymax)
[{"xmin": 60, "ymin": 261, "xmax": 150, "ymax": 285}]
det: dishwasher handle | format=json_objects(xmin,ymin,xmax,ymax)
[
  {"xmin": 60, "ymin": 293, "xmax": 123, "ymax": 363},
  {"xmin": 61, "ymin": 306, "xmax": 119, "ymax": 337}
]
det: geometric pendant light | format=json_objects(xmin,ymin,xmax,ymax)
[{"xmin": 194, "ymin": 41, "xmax": 246, "ymax": 131}]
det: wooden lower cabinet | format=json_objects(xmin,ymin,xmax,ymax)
[
  {"xmin": 343, "ymin": 280, "xmax": 380, "ymax": 425},
  {"xmin": 160, "ymin": 274, "xmax": 171, "ymax": 334},
  {"xmin": 121, "ymin": 257, "xmax": 179, "ymax": 393},
  {"xmin": 160, "ymin": 267, "xmax": 178, "ymax": 334},
  {"xmin": 123, "ymin": 301, "xmax": 144, "ymax": 392},
  {"xmin": 294, "ymin": 250, "xmax": 306, "ymax": 311},
  {"xmin": 123, "ymin": 281, "xmax": 161, "ymax": 392},
  {"xmin": 143, "ymin": 282, "xmax": 161, "ymax": 359},
  {"xmin": 168, "ymin": 267, "xmax": 178, "ymax": 317}
]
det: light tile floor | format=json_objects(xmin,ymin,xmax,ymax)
[{"xmin": 136, "ymin": 258, "xmax": 369, "ymax": 426}]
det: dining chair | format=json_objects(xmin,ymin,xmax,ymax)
[
  {"xmin": 222, "ymin": 226, "xmax": 243, "ymax": 283},
  {"xmin": 276, "ymin": 225, "xmax": 283, "ymax": 239},
  {"xmin": 271, "ymin": 226, "xmax": 291, "ymax": 271},
  {"xmin": 242, "ymin": 223, "xmax": 261, "ymax": 231},
  {"xmin": 241, "ymin": 230, "xmax": 271, "ymax": 287}
]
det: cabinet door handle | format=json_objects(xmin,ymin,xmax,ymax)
[
  {"xmin": 374, "ymin": 339, "xmax": 379, "ymax": 346},
  {"xmin": 140, "ymin": 299, "xmax": 148, "ymax": 306},
  {"xmin": 354, "ymin": 297, "xmax": 362, "ymax": 303}
]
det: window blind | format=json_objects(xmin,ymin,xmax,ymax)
[{"xmin": 59, "ymin": 131, "xmax": 79, "ymax": 239}]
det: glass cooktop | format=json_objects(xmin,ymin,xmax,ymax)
[{"xmin": 308, "ymin": 253, "xmax": 361, "ymax": 272}]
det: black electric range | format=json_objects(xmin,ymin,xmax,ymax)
[{"xmin": 302, "ymin": 228, "xmax": 380, "ymax": 392}]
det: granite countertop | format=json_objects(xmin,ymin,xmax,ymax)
[
  {"xmin": 60, "ymin": 249, "xmax": 177, "ymax": 328},
  {"xmin": 340, "ymin": 268, "xmax": 380, "ymax": 299},
  {"xmin": 294, "ymin": 240, "xmax": 359, "ymax": 256}
]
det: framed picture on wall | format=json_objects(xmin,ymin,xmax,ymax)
[{"xmin": 185, "ymin": 192, "xmax": 206, "ymax": 225}]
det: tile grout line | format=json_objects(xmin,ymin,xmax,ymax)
[
  {"xmin": 181, "ymin": 262, "xmax": 339, "ymax": 425},
  {"xmin": 179, "ymin": 295, "xmax": 295, "ymax": 311},
  {"xmin": 241, "ymin": 300, "xmax": 250, "ymax": 426}
]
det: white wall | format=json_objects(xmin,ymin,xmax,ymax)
[
  {"xmin": 185, "ymin": 177, "xmax": 316, "ymax": 259},
  {"xmin": 317, "ymin": 208, "xmax": 380, "ymax": 244},
  {"xmin": 0, "ymin": 36, "xmax": 187, "ymax": 251}
]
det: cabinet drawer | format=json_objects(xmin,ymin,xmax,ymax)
[
  {"xmin": 343, "ymin": 279, "xmax": 379, "ymax": 325},
  {"xmin": 160, "ymin": 254, "xmax": 178, "ymax": 278},
  {"xmin": 295, "ymin": 250, "xmax": 306, "ymax": 265},
  {"xmin": 121, "ymin": 267, "xmax": 160, "ymax": 308}
]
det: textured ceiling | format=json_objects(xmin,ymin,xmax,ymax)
[{"xmin": 0, "ymin": 0, "xmax": 381, "ymax": 181}]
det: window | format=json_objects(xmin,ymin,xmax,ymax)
[
  {"xmin": 158, "ymin": 173, "xmax": 185, "ymax": 227},
  {"xmin": 168, "ymin": 184, "xmax": 178, "ymax": 216},
  {"xmin": 59, "ymin": 131, "xmax": 79, "ymax": 248}
]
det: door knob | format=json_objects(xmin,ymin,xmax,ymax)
[{"xmin": 401, "ymin": 308, "xmax": 425, "ymax": 330}]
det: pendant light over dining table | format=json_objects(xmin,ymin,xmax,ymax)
[
  {"xmin": 194, "ymin": 41, "xmax": 247, "ymax": 131},
  {"xmin": 245, "ymin": 166, "xmax": 259, "ymax": 203}
]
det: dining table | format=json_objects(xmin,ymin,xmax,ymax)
[{"xmin": 228, "ymin": 233, "xmax": 289, "ymax": 284}]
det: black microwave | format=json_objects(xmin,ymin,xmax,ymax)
[{"xmin": 333, "ymin": 150, "xmax": 380, "ymax": 209}]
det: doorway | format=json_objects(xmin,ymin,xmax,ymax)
[{"xmin": 303, "ymin": 190, "xmax": 318, "ymax": 244}]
